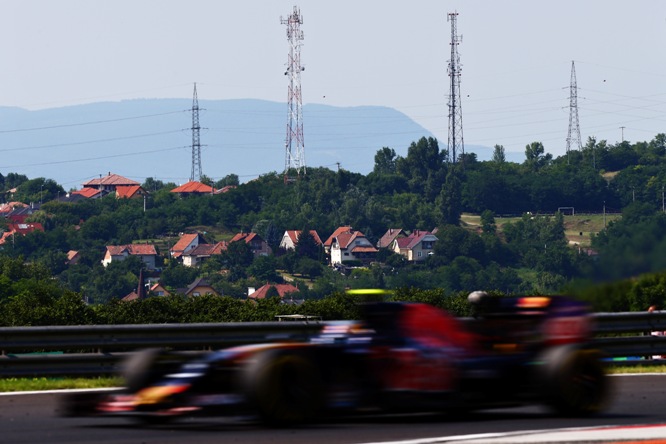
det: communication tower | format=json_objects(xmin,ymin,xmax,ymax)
[
  {"xmin": 190, "ymin": 82, "xmax": 202, "ymax": 182},
  {"xmin": 281, "ymin": 6, "xmax": 306, "ymax": 179},
  {"xmin": 566, "ymin": 60, "xmax": 582, "ymax": 158},
  {"xmin": 447, "ymin": 12, "xmax": 464, "ymax": 164}
]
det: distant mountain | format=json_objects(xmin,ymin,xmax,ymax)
[{"xmin": 0, "ymin": 99, "xmax": 521, "ymax": 189}]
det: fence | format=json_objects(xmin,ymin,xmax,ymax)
[{"xmin": 1, "ymin": 311, "xmax": 665, "ymax": 377}]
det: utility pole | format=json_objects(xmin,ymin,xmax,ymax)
[
  {"xmin": 566, "ymin": 61, "xmax": 582, "ymax": 163},
  {"xmin": 620, "ymin": 126, "xmax": 626, "ymax": 143},
  {"xmin": 190, "ymin": 83, "xmax": 202, "ymax": 182},
  {"xmin": 447, "ymin": 11, "xmax": 464, "ymax": 164},
  {"xmin": 281, "ymin": 6, "xmax": 306, "ymax": 181}
]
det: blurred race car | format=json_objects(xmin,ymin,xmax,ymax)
[{"xmin": 61, "ymin": 292, "xmax": 611, "ymax": 425}]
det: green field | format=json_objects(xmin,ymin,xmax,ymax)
[{"xmin": 461, "ymin": 212, "xmax": 621, "ymax": 247}]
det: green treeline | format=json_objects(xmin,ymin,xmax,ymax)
[{"xmin": 0, "ymin": 133, "xmax": 666, "ymax": 323}]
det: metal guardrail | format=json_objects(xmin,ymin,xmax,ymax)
[{"xmin": 1, "ymin": 311, "xmax": 666, "ymax": 377}]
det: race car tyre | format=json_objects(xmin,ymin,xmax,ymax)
[
  {"xmin": 121, "ymin": 348, "xmax": 172, "ymax": 392},
  {"xmin": 244, "ymin": 350, "xmax": 325, "ymax": 425},
  {"xmin": 538, "ymin": 345, "xmax": 610, "ymax": 416}
]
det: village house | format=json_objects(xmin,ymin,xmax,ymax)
[
  {"xmin": 328, "ymin": 227, "xmax": 378, "ymax": 266},
  {"xmin": 279, "ymin": 230, "xmax": 323, "ymax": 251},
  {"xmin": 0, "ymin": 222, "xmax": 44, "ymax": 245},
  {"xmin": 178, "ymin": 277, "xmax": 219, "ymax": 297},
  {"xmin": 390, "ymin": 230, "xmax": 438, "ymax": 262},
  {"xmin": 181, "ymin": 241, "xmax": 228, "ymax": 267},
  {"xmin": 102, "ymin": 244, "xmax": 158, "ymax": 270},
  {"xmin": 81, "ymin": 173, "xmax": 141, "ymax": 193},
  {"xmin": 248, "ymin": 283, "xmax": 300, "ymax": 301},
  {"xmin": 170, "ymin": 233, "xmax": 207, "ymax": 259},
  {"xmin": 170, "ymin": 181, "xmax": 215, "ymax": 196},
  {"xmin": 230, "ymin": 232, "xmax": 272, "ymax": 257},
  {"xmin": 376, "ymin": 228, "xmax": 406, "ymax": 249}
]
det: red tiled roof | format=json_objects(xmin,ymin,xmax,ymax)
[
  {"xmin": 216, "ymin": 185, "xmax": 236, "ymax": 193},
  {"xmin": 115, "ymin": 185, "xmax": 144, "ymax": 198},
  {"xmin": 186, "ymin": 241, "xmax": 228, "ymax": 256},
  {"xmin": 285, "ymin": 230, "xmax": 323, "ymax": 246},
  {"xmin": 0, "ymin": 202, "xmax": 28, "ymax": 214},
  {"xmin": 106, "ymin": 244, "xmax": 157, "ymax": 256},
  {"xmin": 351, "ymin": 245, "xmax": 379, "ymax": 253},
  {"xmin": 324, "ymin": 226, "xmax": 353, "ymax": 247},
  {"xmin": 248, "ymin": 283, "xmax": 299, "ymax": 300},
  {"xmin": 377, "ymin": 228, "xmax": 404, "ymax": 248},
  {"xmin": 82, "ymin": 173, "xmax": 140, "ymax": 188},
  {"xmin": 0, "ymin": 223, "xmax": 45, "ymax": 245},
  {"xmin": 334, "ymin": 230, "xmax": 366, "ymax": 249},
  {"xmin": 171, "ymin": 233, "xmax": 202, "ymax": 258},
  {"xmin": 72, "ymin": 187, "xmax": 103, "ymax": 198},
  {"xmin": 396, "ymin": 230, "xmax": 438, "ymax": 250},
  {"xmin": 170, "ymin": 181, "xmax": 215, "ymax": 194},
  {"xmin": 231, "ymin": 232, "xmax": 260, "ymax": 244}
]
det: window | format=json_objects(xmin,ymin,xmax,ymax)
[{"xmin": 418, "ymin": 251, "xmax": 422, "ymax": 257}]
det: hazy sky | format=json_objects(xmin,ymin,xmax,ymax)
[{"xmin": 1, "ymin": 0, "xmax": 665, "ymax": 158}]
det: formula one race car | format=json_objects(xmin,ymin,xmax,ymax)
[{"xmin": 61, "ymin": 292, "xmax": 611, "ymax": 425}]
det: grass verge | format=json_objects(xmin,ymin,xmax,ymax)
[{"xmin": 0, "ymin": 376, "xmax": 122, "ymax": 392}]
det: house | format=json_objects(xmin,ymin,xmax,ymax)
[
  {"xmin": 102, "ymin": 244, "xmax": 158, "ymax": 270},
  {"xmin": 323, "ymin": 226, "xmax": 352, "ymax": 254},
  {"xmin": 170, "ymin": 233, "xmax": 207, "ymax": 259},
  {"xmin": 0, "ymin": 202, "xmax": 29, "ymax": 217},
  {"xmin": 377, "ymin": 228, "xmax": 405, "ymax": 249},
  {"xmin": 66, "ymin": 250, "xmax": 81, "ymax": 265},
  {"xmin": 0, "ymin": 222, "xmax": 45, "ymax": 245},
  {"xmin": 391, "ymin": 230, "xmax": 438, "ymax": 262},
  {"xmin": 179, "ymin": 277, "xmax": 219, "ymax": 297},
  {"xmin": 329, "ymin": 228, "xmax": 378, "ymax": 265},
  {"xmin": 230, "ymin": 232, "xmax": 272, "ymax": 257},
  {"xmin": 279, "ymin": 230, "xmax": 323, "ymax": 251},
  {"xmin": 115, "ymin": 185, "xmax": 148, "ymax": 199},
  {"xmin": 70, "ymin": 187, "xmax": 107, "ymax": 200},
  {"xmin": 248, "ymin": 283, "xmax": 300, "ymax": 301},
  {"xmin": 5, "ymin": 205, "xmax": 37, "ymax": 224},
  {"xmin": 149, "ymin": 282, "xmax": 170, "ymax": 297},
  {"xmin": 182, "ymin": 241, "xmax": 228, "ymax": 267},
  {"xmin": 81, "ymin": 173, "xmax": 140, "ymax": 194},
  {"xmin": 170, "ymin": 181, "xmax": 215, "ymax": 195}
]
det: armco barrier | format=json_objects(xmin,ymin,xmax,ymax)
[{"xmin": 1, "ymin": 311, "xmax": 666, "ymax": 377}]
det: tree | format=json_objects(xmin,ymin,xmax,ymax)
[
  {"xmin": 294, "ymin": 228, "xmax": 321, "ymax": 260},
  {"xmin": 373, "ymin": 147, "xmax": 398, "ymax": 175},
  {"xmin": 480, "ymin": 210, "xmax": 496, "ymax": 234},
  {"xmin": 437, "ymin": 168, "xmax": 463, "ymax": 226},
  {"xmin": 524, "ymin": 141, "xmax": 552, "ymax": 171},
  {"xmin": 492, "ymin": 144, "xmax": 506, "ymax": 164}
]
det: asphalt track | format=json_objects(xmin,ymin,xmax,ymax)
[{"xmin": 1, "ymin": 374, "xmax": 665, "ymax": 444}]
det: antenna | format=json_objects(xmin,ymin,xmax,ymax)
[
  {"xmin": 190, "ymin": 82, "xmax": 202, "ymax": 182},
  {"xmin": 566, "ymin": 61, "xmax": 582, "ymax": 160},
  {"xmin": 281, "ymin": 6, "xmax": 306, "ymax": 181},
  {"xmin": 447, "ymin": 12, "xmax": 464, "ymax": 164}
]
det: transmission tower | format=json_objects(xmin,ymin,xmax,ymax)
[
  {"xmin": 447, "ymin": 12, "xmax": 464, "ymax": 164},
  {"xmin": 566, "ymin": 60, "xmax": 582, "ymax": 158},
  {"xmin": 281, "ymin": 6, "xmax": 306, "ymax": 180},
  {"xmin": 190, "ymin": 82, "xmax": 202, "ymax": 182}
]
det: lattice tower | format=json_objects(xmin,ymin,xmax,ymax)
[
  {"xmin": 447, "ymin": 12, "xmax": 464, "ymax": 164},
  {"xmin": 566, "ymin": 60, "xmax": 582, "ymax": 157},
  {"xmin": 281, "ymin": 6, "xmax": 306, "ymax": 178},
  {"xmin": 190, "ymin": 82, "xmax": 202, "ymax": 182}
]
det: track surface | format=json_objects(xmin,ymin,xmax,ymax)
[{"xmin": 2, "ymin": 375, "xmax": 666, "ymax": 444}]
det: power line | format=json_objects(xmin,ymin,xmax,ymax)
[{"xmin": 0, "ymin": 110, "xmax": 186, "ymax": 133}]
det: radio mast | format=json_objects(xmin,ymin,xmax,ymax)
[
  {"xmin": 281, "ymin": 6, "xmax": 306, "ymax": 180},
  {"xmin": 566, "ymin": 60, "xmax": 582, "ymax": 159},
  {"xmin": 447, "ymin": 12, "xmax": 464, "ymax": 164},
  {"xmin": 190, "ymin": 82, "xmax": 202, "ymax": 182}
]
